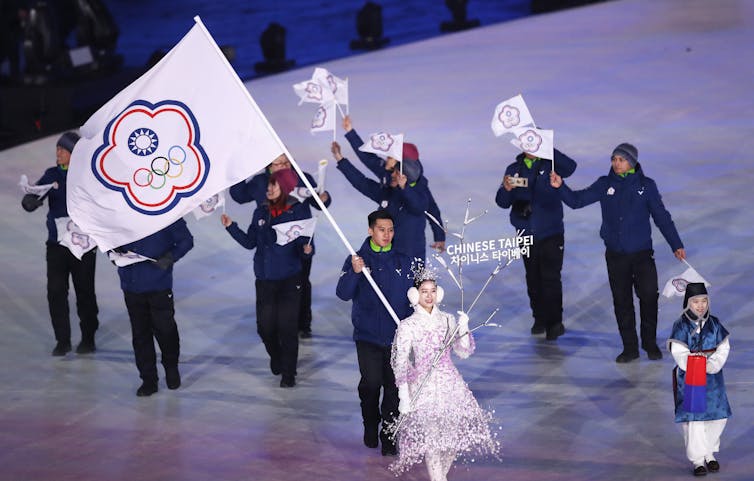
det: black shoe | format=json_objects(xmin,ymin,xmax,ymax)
[
  {"xmin": 530, "ymin": 322, "xmax": 546, "ymax": 335},
  {"xmin": 545, "ymin": 323, "xmax": 565, "ymax": 340},
  {"xmin": 380, "ymin": 436, "xmax": 397, "ymax": 456},
  {"xmin": 694, "ymin": 465, "xmax": 707, "ymax": 476},
  {"xmin": 75, "ymin": 339, "xmax": 96, "ymax": 354},
  {"xmin": 280, "ymin": 375, "xmax": 296, "ymax": 388},
  {"xmin": 165, "ymin": 366, "xmax": 181, "ymax": 390},
  {"xmin": 645, "ymin": 345, "xmax": 663, "ymax": 360},
  {"xmin": 51, "ymin": 341, "xmax": 72, "ymax": 356},
  {"xmin": 363, "ymin": 426, "xmax": 379, "ymax": 448},
  {"xmin": 706, "ymin": 460, "xmax": 719, "ymax": 472},
  {"xmin": 270, "ymin": 356, "xmax": 281, "ymax": 375},
  {"xmin": 136, "ymin": 383, "xmax": 158, "ymax": 397},
  {"xmin": 299, "ymin": 329, "xmax": 312, "ymax": 339},
  {"xmin": 615, "ymin": 351, "xmax": 640, "ymax": 363}
]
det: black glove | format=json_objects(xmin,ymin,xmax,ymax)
[
  {"xmin": 154, "ymin": 251, "xmax": 174, "ymax": 270},
  {"xmin": 21, "ymin": 194, "xmax": 44, "ymax": 212}
]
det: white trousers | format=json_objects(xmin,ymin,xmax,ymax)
[{"xmin": 681, "ymin": 419, "xmax": 727, "ymax": 466}]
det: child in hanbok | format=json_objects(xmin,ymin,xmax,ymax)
[
  {"xmin": 667, "ymin": 283, "xmax": 731, "ymax": 477},
  {"xmin": 389, "ymin": 270, "xmax": 499, "ymax": 480}
]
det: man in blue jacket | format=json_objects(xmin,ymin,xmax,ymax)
[
  {"xmin": 114, "ymin": 219, "xmax": 194, "ymax": 396},
  {"xmin": 336, "ymin": 210, "xmax": 413, "ymax": 456},
  {"xmin": 331, "ymin": 140, "xmax": 429, "ymax": 263},
  {"xmin": 21, "ymin": 131, "xmax": 100, "ymax": 356},
  {"xmin": 550, "ymin": 143, "xmax": 685, "ymax": 363},
  {"xmin": 496, "ymin": 148, "xmax": 577, "ymax": 340},
  {"xmin": 341, "ymin": 116, "xmax": 446, "ymax": 255}
]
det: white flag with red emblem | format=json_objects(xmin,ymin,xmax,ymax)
[
  {"xmin": 293, "ymin": 78, "xmax": 335, "ymax": 106},
  {"xmin": 191, "ymin": 190, "xmax": 226, "ymax": 220},
  {"xmin": 491, "ymin": 94, "xmax": 535, "ymax": 137},
  {"xmin": 358, "ymin": 132, "xmax": 404, "ymax": 161},
  {"xmin": 662, "ymin": 264, "xmax": 711, "ymax": 298},
  {"xmin": 273, "ymin": 217, "xmax": 317, "ymax": 246},
  {"xmin": 510, "ymin": 126, "xmax": 554, "ymax": 160},
  {"xmin": 66, "ymin": 18, "xmax": 284, "ymax": 251}
]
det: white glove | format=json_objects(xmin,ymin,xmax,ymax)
[
  {"xmin": 456, "ymin": 311, "xmax": 469, "ymax": 335},
  {"xmin": 456, "ymin": 311, "xmax": 470, "ymax": 349},
  {"xmin": 398, "ymin": 383, "xmax": 412, "ymax": 414}
]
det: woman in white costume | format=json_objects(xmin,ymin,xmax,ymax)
[{"xmin": 389, "ymin": 269, "xmax": 499, "ymax": 480}]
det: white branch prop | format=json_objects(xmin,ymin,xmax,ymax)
[{"xmin": 424, "ymin": 210, "xmax": 447, "ymax": 233}]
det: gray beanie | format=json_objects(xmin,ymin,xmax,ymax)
[
  {"xmin": 612, "ymin": 143, "xmax": 638, "ymax": 168},
  {"xmin": 57, "ymin": 131, "xmax": 81, "ymax": 153}
]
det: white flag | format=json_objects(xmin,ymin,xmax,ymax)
[
  {"xmin": 310, "ymin": 100, "xmax": 336, "ymax": 134},
  {"xmin": 191, "ymin": 191, "xmax": 226, "ymax": 220},
  {"xmin": 662, "ymin": 266, "xmax": 711, "ymax": 298},
  {"xmin": 491, "ymin": 94, "xmax": 535, "ymax": 137},
  {"xmin": 293, "ymin": 78, "xmax": 335, "ymax": 105},
  {"xmin": 67, "ymin": 19, "xmax": 284, "ymax": 252},
  {"xmin": 55, "ymin": 217, "xmax": 97, "ymax": 259},
  {"xmin": 19, "ymin": 174, "xmax": 56, "ymax": 197},
  {"xmin": 107, "ymin": 250, "xmax": 154, "ymax": 267},
  {"xmin": 312, "ymin": 67, "xmax": 349, "ymax": 107},
  {"xmin": 358, "ymin": 132, "xmax": 404, "ymax": 161},
  {"xmin": 511, "ymin": 127, "xmax": 554, "ymax": 160},
  {"xmin": 273, "ymin": 217, "xmax": 316, "ymax": 246}
]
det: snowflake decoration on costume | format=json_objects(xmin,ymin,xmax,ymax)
[{"xmin": 410, "ymin": 259, "xmax": 441, "ymax": 286}]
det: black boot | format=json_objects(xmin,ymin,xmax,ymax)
[
  {"xmin": 363, "ymin": 424, "xmax": 378, "ymax": 448},
  {"xmin": 75, "ymin": 336, "xmax": 96, "ymax": 354},
  {"xmin": 136, "ymin": 382, "xmax": 158, "ymax": 397},
  {"xmin": 51, "ymin": 341, "xmax": 72, "ymax": 356},
  {"xmin": 165, "ymin": 366, "xmax": 181, "ymax": 390}
]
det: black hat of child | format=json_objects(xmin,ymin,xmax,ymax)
[
  {"xmin": 57, "ymin": 132, "xmax": 81, "ymax": 153},
  {"xmin": 683, "ymin": 282, "xmax": 708, "ymax": 308},
  {"xmin": 612, "ymin": 142, "xmax": 638, "ymax": 168}
]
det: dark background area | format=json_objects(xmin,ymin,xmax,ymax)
[{"xmin": 0, "ymin": 0, "xmax": 603, "ymax": 150}]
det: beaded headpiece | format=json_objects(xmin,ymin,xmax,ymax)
[{"xmin": 411, "ymin": 259, "xmax": 440, "ymax": 288}]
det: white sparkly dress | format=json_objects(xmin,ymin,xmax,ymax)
[{"xmin": 389, "ymin": 305, "xmax": 499, "ymax": 476}]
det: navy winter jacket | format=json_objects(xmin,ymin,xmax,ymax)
[
  {"xmin": 559, "ymin": 163, "xmax": 683, "ymax": 254},
  {"xmin": 336, "ymin": 237, "xmax": 414, "ymax": 347},
  {"xmin": 35, "ymin": 166, "xmax": 69, "ymax": 243},
  {"xmin": 344, "ymin": 129, "xmax": 445, "ymax": 244},
  {"xmin": 116, "ymin": 219, "xmax": 194, "ymax": 293},
  {"xmin": 336, "ymin": 157, "xmax": 429, "ymax": 261},
  {"xmin": 225, "ymin": 199, "xmax": 313, "ymax": 280},
  {"xmin": 495, "ymin": 149, "xmax": 577, "ymax": 241}
]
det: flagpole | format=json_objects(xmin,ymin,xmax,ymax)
[{"xmin": 192, "ymin": 16, "xmax": 401, "ymax": 325}]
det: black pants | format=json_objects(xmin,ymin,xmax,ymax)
[
  {"xmin": 124, "ymin": 289, "xmax": 179, "ymax": 385},
  {"xmin": 256, "ymin": 273, "xmax": 302, "ymax": 378},
  {"xmin": 355, "ymin": 340, "xmax": 399, "ymax": 433},
  {"xmin": 605, "ymin": 249, "xmax": 659, "ymax": 353},
  {"xmin": 522, "ymin": 233, "xmax": 564, "ymax": 329},
  {"xmin": 298, "ymin": 257, "xmax": 313, "ymax": 332},
  {"xmin": 46, "ymin": 243, "xmax": 99, "ymax": 343}
]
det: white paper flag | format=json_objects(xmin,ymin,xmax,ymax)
[
  {"xmin": 511, "ymin": 127, "xmax": 554, "ymax": 160},
  {"xmin": 192, "ymin": 191, "xmax": 225, "ymax": 220},
  {"xmin": 273, "ymin": 217, "xmax": 316, "ymax": 246},
  {"xmin": 107, "ymin": 250, "xmax": 155, "ymax": 267},
  {"xmin": 55, "ymin": 217, "xmax": 97, "ymax": 259},
  {"xmin": 358, "ymin": 132, "xmax": 404, "ymax": 161},
  {"xmin": 316, "ymin": 159, "xmax": 328, "ymax": 194},
  {"xmin": 293, "ymin": 78, "xmax": 335, "ymax": 105},
  {"xmin": 662, "ymin": 266, "xmax": 711, "ymax": 298},
  {"xmin": 310, "ymin": 100, "xmax": 336, "ymax": 133},
  {"xmin": 311, "ymin": 67, "xmax": 349, "ymax": 107},
  {"xmin": 19, "ymin": 174, "xmax": 56, "ymax": 197},
  {"xmin": 491, "ymin": 94, "xmax": 535, "ymax": 137},
  {"xmin": 66, "ymin": 19, "xmax": 284, "ymax": 252}
]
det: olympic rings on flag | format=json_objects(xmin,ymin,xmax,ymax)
[{"xmin": 132, "ymin": 145, "xmax": 188, "ymax": 189}]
